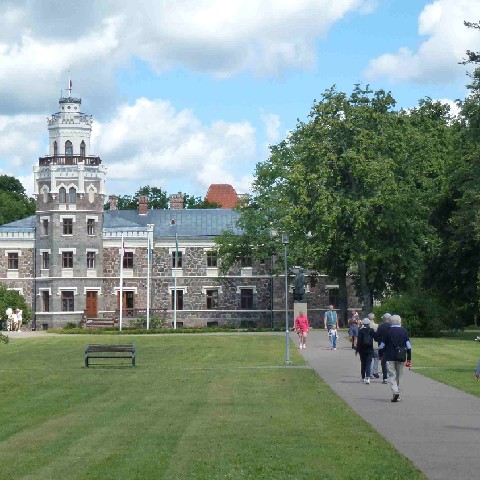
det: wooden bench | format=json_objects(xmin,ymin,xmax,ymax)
[
  {"xmin": 85, "ymin": 343, "xmax": 136, "ymax": 367},
  {"xmin": 85, "ymin": 318, "xmax": 116, "ymax": 329}
]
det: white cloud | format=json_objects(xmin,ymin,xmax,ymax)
[
  {"xmin": 365, "ymin": 0, "xmax": 480, "ymax": 84},
  {"xmin": 92, "ymin": 98, "xmax": 257, "ymax": 196},
  {"xmin": 260, "ymin": 111, "xmax": 281, "ymax": 145}
]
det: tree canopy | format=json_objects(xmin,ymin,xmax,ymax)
[{"xmin": 0, "ymin": 175, "xmax": 35, "ymax": 225}]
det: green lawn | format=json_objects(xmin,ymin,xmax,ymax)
[
  {"xmin": 411, "ymin": 332, "xmax": 480, "ymax": 397},
  {"xmin": 0, "ymin": 335, "xmax": 425, "ymax": 480}
]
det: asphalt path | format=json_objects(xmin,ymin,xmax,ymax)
[{"xmin": 299, "ymin": 330, "xmax": 480, "ymax": 480}]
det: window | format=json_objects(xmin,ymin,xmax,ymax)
[
  {"xmin": 8, "ymin": 253, "xmax": 19, "ymax": 270},
  {"xmin": 172, "ymin": 251, "xmax": 183, "ymax": 268},
  {"xmin": 63, "ymin": 218, "xmax": 73, "ymax": 235},
  {"xmin": 61, "ymin": 291, "xmax": 74, "ymax": 311},
  {"xmin": 42, "ymin": 219, "xmax": 49, "ymax": 235},
  {"xmin": 59, "ymin": 187, "xmax": 67, "ymax": 203},
  {"xmin": 42, "ymin": 252, "xmax": 49, "ymax": 269},
  {"xmin": 42, "ymin": 291, "xmax": 50, "ymax": 312},
  {"xmin": 62, "ymin": 251, "xmax": 73, "ymax": 268},
  {"xmin": 80, "ymin": 141, "xmax": 85, "ymax": 156},
  {"xmin": 171, "ymin": 290, "xmax": 184, "ymax": 310},
  {"xmin": 53, "ymin": 141, "xmax": 58, "ymax": 156},
  {"xmin": 240, "ymin": 255, "xmax": 252, "ymax": 267},
  {"xmin": 240, "ymin": 288, "xmax": 254, "ymax": 309},
  {"xmin": 87, "ymin": 219, "xmax": 95, "ymax": 235},
  {"xmin": 65, "ymin": 140, "xmax": 73, "ymax": 156},
  {"xmin": 87, "ymin": 252, "xmax": 96, "ymax": 269},
  {"xmin": 206, "ymin": 289, "xmax": 218, "ymax": 309},
  {"xmin": 123, "ymin": 251, "xmax": 134, "ymax": 269},
  {"xmin": 68, "ymin": 187, "xmax": 76, "ymax": 204},
  {"xmin": 206, "ymin": 251, "xmax": 217, "ymax": 267}
]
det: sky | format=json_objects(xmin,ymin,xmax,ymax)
[{"xmin": 0, "ymin": 0, "xmax": 479, "ymax": 199}]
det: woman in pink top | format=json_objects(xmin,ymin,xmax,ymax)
[{"xmin": 294, "ymin": 311, "xmax": 310, "ymax": 349}]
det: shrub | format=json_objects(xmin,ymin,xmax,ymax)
[{"xmin": 374, "ymin": 290, "xmax": 449, "ymax": 337}]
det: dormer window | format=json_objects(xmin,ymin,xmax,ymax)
[
  {"xmin": 53, "ymin": 141, "xmax": 58, "ymax": 156},
  {"xmin": 80, "ymin": 141, "xmax": 85, "ymax": 156},
  {"xmin": 65, "ymin": 141, "xmax": 73, "ymax": 156}
]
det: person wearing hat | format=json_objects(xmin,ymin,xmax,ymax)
[
  {"xmin": 374, "ymin": 313, "xmax": 392, "ymax": 384},
  {"xmin": 355, "ymin": 318, "xmax": 375, "ymax": 384}
]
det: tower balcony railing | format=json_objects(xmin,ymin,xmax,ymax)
[{"xmin": 38, "ymin": 155, "xmax": 101, "ymax": 166}]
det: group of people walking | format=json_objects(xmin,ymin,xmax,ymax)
[
  {"xmin": 354, "ymin": 312, "xmax": 411, "ymax": 402},
  {"xmin": 294, "ymin": 306, "xmax": 412, "ymax": 403},
  {"xmin": 4, "ymin": 308, "xmax": 23, "ymax": 332}
]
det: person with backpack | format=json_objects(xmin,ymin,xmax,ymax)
[
  {"xmin": 374, "ymin": 312, "xmax": 392, "ymax": 384},
  {"xmin": 378, "ymin": 314, "xmax": 412, "ymax": 402},
  {"xmin": 355, "ymin": 318, "xmax": 375, "ymax": 384}
]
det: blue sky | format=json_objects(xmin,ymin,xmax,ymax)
[{"xmin": 0, "ymin": 0, "xmax": 479, "ymax": 199}]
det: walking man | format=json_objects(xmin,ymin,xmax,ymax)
[
  {"xmin": 324, "ymin": 305, "xmax": 338, "ymax": 333},
  {"xmin": 374, "ymin": 313, "xmax": 392, "ymax": 384}
]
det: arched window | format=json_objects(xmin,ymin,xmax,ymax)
[
  {"xmin": 59, "ymin": 187, "xmax": 67, "ymax": 203},
  {"xmin": 80, "ymin": 141, "xmax": 85, "ymax": 156},
  {"xmin": 53, "ymin": 141, "xmax": 58, "ymax": 156},
  {"xmin": 69, "ymin": 187, "xmax": 76, "ymax": 204},
  {"xmin": 65, "ymin": 141, "xmax": 73, "ymax": 156}
]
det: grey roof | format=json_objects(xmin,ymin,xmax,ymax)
[
  {"xmin": 0, "ymin": 209, "xmax": 242, "ymax": 238},
  {"xmin": 104, "ymin": 209, "xmax": 242, "ymax": 237},
  {"xmin": 0, "ymin": 215, "xmax": 36, "ymax": 232}
]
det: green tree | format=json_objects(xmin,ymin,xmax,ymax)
[
  {"xmin": 0, "ymin": 175, "xmax": 35, "ymax": 225},
  {"xmin": 184, "ymin": 194, "xmax": 221, "ymax": 209},
  {"xmin": 217, "ymin": 85, "xmax": 452, "ymax": 321}
]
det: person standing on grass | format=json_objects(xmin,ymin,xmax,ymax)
[
  {"xmin": 378, "ymin": 314, "xmax": 412, "ymax": 402},
  {"xmin": 294, "ymin": 310, "xmax": 309, "ymax": 350},
  {"xmin": 374, "ymin": 312, "xmax": 392, "ymax": 384},
  {"xmin": 475, "ymin": 359, "xmax": 480, "ymax": 380},
  {"xmin": 368, "ymin": 313, "xmax": 380, "ymax": 378},
  {"xmin": 328, "ymin": 324, "xmax": 339, "ymax": 350},
  {"xmin": 356, "ymin": 318, "xmax": 375, "ymax": 384}
]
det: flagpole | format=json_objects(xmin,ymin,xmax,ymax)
[
  {"xmin": 119, "ymin": 233, "xmax": 124, "ymax": 332},
  {"xmin": 146, "ymin": 224, "xmax": 154, "ymax": 330}
]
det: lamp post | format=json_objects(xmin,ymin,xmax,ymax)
[
  {"xmin": 282, "ymin": 232, "xmax": 291, "ymax": 364},
  {"xmin": 170, "ymin": 219, "xmax": 178, "ymax": 330}
]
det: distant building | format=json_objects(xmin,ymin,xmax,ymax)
[
  {"xmin": 0, "ymin": 89, "xmax": 359, "ymax": 330},
  {"xmin": 205, "ymin": 184, "xmax": 239, "ymax": 208}
]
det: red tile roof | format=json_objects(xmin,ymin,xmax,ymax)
[{"xmin": 205, "ymin": 184, "xmax": 239, "ymax": 208}]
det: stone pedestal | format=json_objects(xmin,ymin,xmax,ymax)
[{"xmin": 293, "ymin": 302, "xmax": 308, "ymax": 323}]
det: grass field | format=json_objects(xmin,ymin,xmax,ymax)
[
  {"xmin": 0, "ymin": 334, "xmax": 425, "ymax": 480},
  {"xmin": 411, "ymin": 332, "xmax": 480, "ymax": 397}
]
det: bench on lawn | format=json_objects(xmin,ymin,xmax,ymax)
[
  {"xmin": 85, "ymin": 318, "xmax": 116, "ymax": 329},
  {"xmin": 85, "ymin": 343, "xmax": 136, "ymax": 367}
]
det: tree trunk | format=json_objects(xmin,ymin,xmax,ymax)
[
  {"xmin": 337, "ymin": 272, "xmax": 349, "ymax": 328},
  {"xmin": 358, "ymin": 260, "xmax": 373, "ymax": 314}
]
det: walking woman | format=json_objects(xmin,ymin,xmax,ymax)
[{"xmin": 356, "ymin": 318, "xmax": 375, "ymax": 384}]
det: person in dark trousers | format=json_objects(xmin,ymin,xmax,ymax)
[
  {"xmin": 355, "ymin": 318, "xmax": 375, "ymax": 384},
  {"xmin": 378, "ymin": 315, "xmax": 412, "ymax": 402},
  {"xmin": 374, "ymin": 313, "xmax": 392, "ymax": 384}
]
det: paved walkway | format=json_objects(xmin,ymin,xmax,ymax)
[{"xmin": 300, "ymin": 330, "xmax": 480, "ymax": 480}]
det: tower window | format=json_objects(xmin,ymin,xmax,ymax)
[
  {"xmin": 68, "ymin": 187, "xmax": 76, "ymax": 204},
  {"xmin": 42, "ymin": 252, "xmax": 49, "ymax": 269},
  {"xmin": 87, "ymin": 252, "xmax": 96, "ymax": 269},
  {"xmin": 61, "ymin": 291, "xmax": 75, "ymax": 311},
  {"xmin": 62, "ymin": 251, "xmax": 73, "ymax": 268},
  {"xmin": 87, "ymin": 219, "xmax": 95, "ymax": 235},
  {"xmin": 42, "ymin": 291, "xmax": 50, "ymax": 312},
  {"xmin": 171, "ymin": 290, "xmax": 184, "ymax": 310},
  {"xmin": 53, "ymin": 141, "xmax": 58, "ymax": 156},
  {"xmin": 240, "ymin": 288, "xmax": 254, "ymax": 309},
  {"xmin": 80, "ymin": 141, "xmax": 85, "ymax": 156},
  {"xmin": 59, "ymin": 187, "xmax": 66, "ymax": 203},
  {"xmin": 42, "ymin": 219, "xmax": 49, "ymax": 235},
  {"xmin": 62, "ymin": 218, "xmax": 73, "ymax": 235},
  {"xmin": 65, "ymin": 141, "xmax": 73, "ymax": 156}
]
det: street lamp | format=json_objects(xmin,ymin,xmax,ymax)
[
  {"xmin": 170, "ymin": 219, "xmax": 178, "ymax": 330},
  {"xmin": 282, "ymin": 232, "xmax": 291, "ymax": 364}
]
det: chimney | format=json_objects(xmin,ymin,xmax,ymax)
[
  {"xmin": 108, "ymin": 195, "xmax": 118, "ymax": 211},
  {"xmin": 138, "ymin": 195, "xmax": 148, "ymax": 215},
  {"xmin": 169, "ymin": 193, "xmax": 184, "ymax": 210}
]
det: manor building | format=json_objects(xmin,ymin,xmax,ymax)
[{"xmin": 0, "ymin": 90, "xmax": 354, "ymax": 330}]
